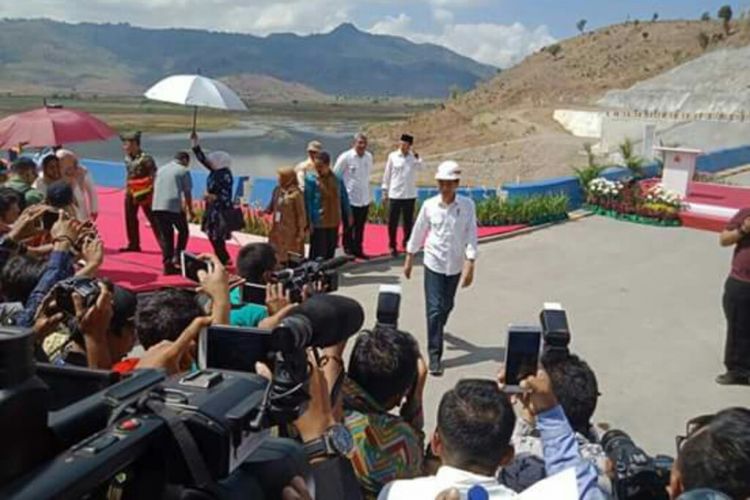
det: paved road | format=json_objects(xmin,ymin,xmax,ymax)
[{"xmin": 337, "ymin": 215, "xmax": 748, "ymax": 456}]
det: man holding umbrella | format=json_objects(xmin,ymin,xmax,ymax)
[{"xmin": 120, "ymin": 132, "xmax": 159, "ymax": 252}]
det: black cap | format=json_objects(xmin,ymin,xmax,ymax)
[
  {"xmin": 120, "ymin": 131, "xmax": 142, "ymax": 143},
  {"xmin": 400, "ymin": 134, "xmax": 414, "ymax": 145},
  {"xmin": 111, "ymin": 285, "xmax": 137, "ymax": 333}
]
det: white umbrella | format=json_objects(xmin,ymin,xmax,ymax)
[{"xmin": 144, "ymin": 74, "xmax": 247, "ymax": 132}]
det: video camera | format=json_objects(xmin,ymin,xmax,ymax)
[
  {"xmin": 0, "ymin": 293, "xmax": 365, "ymax": 499},
  {"xmin": 602, "ymin": 429, "xmax": 674, "ymax": 500},
  {"xmin": 270, "ymin": 255, "xmax": 352, "ymax": 303}
]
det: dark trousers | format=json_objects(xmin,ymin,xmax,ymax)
[
  {"xmin": 343, "ymin": 205, "xmax": 370, "ymax": 255},
  {"xmin": 387, "ymin": 198, "xmax": 416, "ymax": 252},
  {"xmin": 124, "ymin": 193, "xmax": 158, "ymax": 249},
  {"xmin": 722, "ymin": 276, "xmax": 750, "ymax": 374},
  {"xmin": 209, "ymin": 237, "xmax": 231, "ymax": 265},
  {"xmin": 153, "ymin": 211, "xmax": 189, "ymax": 267},
  {"xmin": 424, "ymin": 266, "xmax": 461, "ymax": 362},
  {"xmin": 310, "ymin": 227, "xmax": 338, "ymax": 260}
]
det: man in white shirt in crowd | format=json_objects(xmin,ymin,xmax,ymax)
[
  {"xmin": 404, "ymin": 160, "xmax": 477, "ymax": 375},
  {"xmin": 382, "ymin": 133, "xmax": 423, "ymax": 258},
  {"xmin": 295, "ymin": 140, "xmax": 323, "ymax": 190},
  {"xmin": 334, "ymin": 132, "xmax": 373, "ymax": 259}
]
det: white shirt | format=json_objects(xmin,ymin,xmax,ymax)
[
  {"xmin": 406, "ymin": 194, "xmax": 478, "ymax": 276},
  {"xmin": 378, "ymin": 465, "xmax": 517, "ymax": 500},
  {"xmin": 333, "ymin": 148, "xmax": 372, "ymax": 206},
  {"xmin": 381, "ymin": 150, "xmax": 423, "ymax": 200},
  {"xmin": 71, "ymin": 171, "xmax": 99, "ymax": 221}
]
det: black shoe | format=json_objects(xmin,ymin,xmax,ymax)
[
  {"xmin": 163, "ymin": 265, "xmax": 180, "ymax": 276},
  {"xmin": 390, "ymin": 249, "xmax": 399, "ymax": 258},
  {"xmin": 716, "ymin": 372, "xmax": 750, "ymax": 386},
  {"xmin": 119, "ymin": 246, "xmax": 141, "ymax": 253},
  {"xmin": 356, "ymin": 252, "xmax": 370, "ymax": 261},
  {"xmin": 429, "ymin": 359, "xmax": 444, "ymax": 376}
]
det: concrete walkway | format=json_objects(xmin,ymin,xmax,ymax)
[{"xmin": 337, "ymin": 215, "xmax": 748, "ymax": 455}]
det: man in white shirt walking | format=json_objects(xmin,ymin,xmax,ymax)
[
  {"xmin": 382, "ymin": 133, "xmax": 423, "ymax": 258},
  {"xmin": 404, "ymin": 161, "xmax": 477, "ymax": 375},
  {"xmin": 334, "ymin": 132, "xmax": 372, "ymax": 259}
]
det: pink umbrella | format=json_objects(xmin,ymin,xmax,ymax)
[{"xmin": 0, "ymin": 106, "xmax": 117, "ymax": 149}]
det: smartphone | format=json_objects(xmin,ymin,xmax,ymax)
[
  {"xmin": 181, "ymin": 251, "xmax": 213, "ymax": 282},
  {"xmin": 198, "ymin": 325, "xmax": 271, "ymax": 372},
  {"xmin": 41, "ymin": 210, "xmax": 59, "ymax": 230},
  {"xmin": 503, "ymin": 325, "xmax": 542, "ymax": 393},
  {"xmin": 241, "ymin": 283, "xmax": 267, "ymax": 305}
]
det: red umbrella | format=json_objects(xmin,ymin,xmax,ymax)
[{"xmin": 0, "ymin": 106, "xmax": 117, "ymax": 149}]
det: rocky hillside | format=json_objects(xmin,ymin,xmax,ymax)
[{"xmin": 369, "ymin": 19, "xmax": 750, "ymax": 186}]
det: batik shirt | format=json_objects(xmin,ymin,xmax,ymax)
[{"xmin": 343, "ymin": 377, "xmax": 425, "ymax": 500}]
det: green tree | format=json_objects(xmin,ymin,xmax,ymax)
[
  {"xmin": 718, "ymin": 5, "xmax": 733, "ymax": 34},
  {"xmin": 701, "ymin": 11, "xmax": 711, "ymax": 21},
  {"xmin": 449, "ymin": 85, "xmax": 463, "ymax": 100},
  {"xmin": 576, "ymin": 19, "xmax": 587, "ymax": 33},
  {"xmin": 619, "ymin": 138, "xmax": 645, "ymax": 177},
  {"xmin": 547, "ymin": 43, "xmax": 562, "ymax": 59},
  {"xmin": 652, "ymin": 12, "xmax": 659, "ymax": 22},
  {"xmin": 698, "ymin": 31, "xmax": 710, "ymax": 50}
]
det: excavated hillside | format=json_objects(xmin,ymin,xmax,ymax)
[{"xmin": 368, "ymin": 19, "xmax": 750, "ymax": 186}]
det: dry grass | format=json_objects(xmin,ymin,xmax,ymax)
[{"xmin": 368, "ymin": 19, "xmax": 750, "ymax": 186}]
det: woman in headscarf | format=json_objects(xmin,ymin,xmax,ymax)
[
  {"xmin": 33, "ymin": 153, "xmax": 62, "ymax": 196},
  {"xmin": 191, "ymin": 132, "xmax": 235, "ymax": 265},
  {"xmin": 56, "ymin": 149, "xmax": 99, "ymax": 221},
  {"xmin": 267, "ymin": 167, "xmax": 306, "ymax": 265}
]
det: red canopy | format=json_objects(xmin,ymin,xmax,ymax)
[{"xmin": 0, "ymin": 107, "xmax": 117, "ymax": 149}]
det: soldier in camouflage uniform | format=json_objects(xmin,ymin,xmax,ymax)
[{"xmin": 120, "ymin": 132, "xmax": 159, "ymax": 252}]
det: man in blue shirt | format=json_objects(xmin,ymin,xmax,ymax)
[{"xmin": 379, "ymin": 369, "xmax": 605, "ymax": 499}]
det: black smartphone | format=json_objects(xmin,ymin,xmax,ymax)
[
  {"xmin": 41, "ymin": 210, "xmax": 59, "ymax": 230},
  {"xmin": 503, "ymin": 325, "xmax": 542, "ymax": 393},
  {"xmin": 181, "ymin": 251, "xmax": 212, "ymax": 282},
  {"xmin": 241, "ymin": 283, "xmax": 267, "ymax": 305},
  {"xmin": 198, "ymin": 325, "xmax": 271, "ymax": 372}
]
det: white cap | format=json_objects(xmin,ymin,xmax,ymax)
[
  {"xmin": 435, "ymin": 160, "xmax": 461, "ymax": 181},
  {"xmin": 207, "ymin": 151, "xmax": 232, "ymax": 170}
]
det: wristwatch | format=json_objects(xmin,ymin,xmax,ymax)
[{"xmin": 303, "ymin": 423, "xmax": 354, "ymax": 460}]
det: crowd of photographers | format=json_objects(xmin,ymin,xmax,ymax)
[{"xmin": 0, "ymin": 159, "xmax": 748, "ymax": 499}]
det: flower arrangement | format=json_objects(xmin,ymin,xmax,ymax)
[{"xmin": 585, "ymin": 177, "xmax": 683, "ymax": 226}]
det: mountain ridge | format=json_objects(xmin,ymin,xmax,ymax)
[{"xmin": 0, "ymin": 18, "xmax": 495, "ymax": 98}]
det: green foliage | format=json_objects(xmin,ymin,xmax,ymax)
[
  {"xmin": 576, "ymin": 19, "xmax": 587, "ymax": 33},
  {"xmin": 449, "ymin": 85, "xmax": 464, "ymax": 100},
  {"xmin": 698, "ymin": 31, "xmax": 710, "ymax": 50},
  {"xmin": 547, "ymin": 43, "xmax": 563, "ymax": 58},
  {"xmin": 368, "ymin": 195, "xmax": 569, "ymax": 227},
  {"xmin": 652, "ymin": 13, "xmax": 659, "ymax": 22},
  {"xmin": 619, "ymin": 138, "xmax": 645, "ymax": 177},
  {"xmin": 701, "ymin": 11, "xmax": 711, "ymax": 21},
  {"xmin": 573, "ymin": 143, "xmax": 605, "ymax": 195},
  {"xmin": 473, "ymin": 195, "xmax": 569, "ymax": 226},
  {"xmin": 719, "ymin": 5, "xmax": 733, "ymax": 34}
]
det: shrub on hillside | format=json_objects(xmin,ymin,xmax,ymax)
[
  {"xmin": 547, "ymin": 43, "xmax": 562, "ymax": 59},
  {"xmin": 698, "ymin": 31, "xmax": 710, "ymax": 50},
  {"xmin": 718, "ymin": 5, "xmax": 733, "ymax": 34}
]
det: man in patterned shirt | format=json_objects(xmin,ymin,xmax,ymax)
[
  {"xmin": 120, "ymin": 131, "xmax": 159, "ymax": 252},
  {"xmin": 343, "ymin": 326, "xmax": 428, "ymax": 499}
]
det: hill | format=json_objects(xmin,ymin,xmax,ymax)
[
  {"xmin": 0, "ymin": 19, "xmax": 495, "ymax": 99},
  {"xmin": 368, "ymin": 19, "xmax": 750, "ymax": 186}
]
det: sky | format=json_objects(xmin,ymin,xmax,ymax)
[{"xmin": 0, "ymin": 1, "xmax": 745, "ymax": 67}]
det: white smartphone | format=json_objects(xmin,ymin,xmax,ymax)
[
  {"xmin": 198, "ymin": 325, "xmax": 271, "ymax": 372},
  {"xmin": 503, "ymin": 325, "xmax": 542, "ymax": 393},
  {"xmin": 180, "ymin": 251, "xmax": 214, "ymax": 282}
]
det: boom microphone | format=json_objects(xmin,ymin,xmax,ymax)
[{"xmin": 271, "ymin": 294, "xmax": 364, "ymax": 352}]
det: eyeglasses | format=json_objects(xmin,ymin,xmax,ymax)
[{"xmin": 675, "ymin": 413, "xmax": 714, "ymax": 453}]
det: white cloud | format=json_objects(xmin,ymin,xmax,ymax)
[
  {"xmin": 369, "ymin": 13, "xmax": 556, "ymax": 68},
  {"xmin": 0, "ymin": 0, "xmax": 557, "ymax": 67}
]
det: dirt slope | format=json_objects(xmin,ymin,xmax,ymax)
[{"xmin": 369, "ymin": 19, "xmax": 750, "ymax": 186}]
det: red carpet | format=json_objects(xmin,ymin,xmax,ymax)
[
  {"xmin": 94, "ymin": 188, "xmax": 527, "ymax": 291},
  {"xmin": 681, "ymin": 182, "xmax": 750, "ymax": 232}
]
